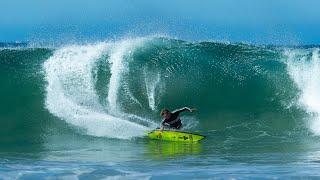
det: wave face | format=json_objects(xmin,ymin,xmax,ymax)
[{"xmin": 1, "ymin": 37, "xmax": 320, "ymax": 142}]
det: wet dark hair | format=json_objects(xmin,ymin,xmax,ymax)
[{"xmin": 160, "ymin": 108, "xmax": 170, "ymax": 116}]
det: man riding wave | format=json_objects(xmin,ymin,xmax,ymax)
[{"xmin": 160, "ymin": 107, "xmax": 196, "ymax": 130}]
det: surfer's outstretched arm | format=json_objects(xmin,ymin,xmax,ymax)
[{"xmin": 173, "ymin": 107, "xmax": 196, "ymax": 114}]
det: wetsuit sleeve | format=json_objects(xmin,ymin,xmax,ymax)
[{"xmin": 172, "ymin": 107, "xmax": 191, "ymax": 115}]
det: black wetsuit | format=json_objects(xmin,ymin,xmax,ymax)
[{"xmin": 161, "ymin": 108, "xmax": 189, "ymax": 129}]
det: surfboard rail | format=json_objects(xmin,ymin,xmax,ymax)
[{"xmin": 147, "ymin": 130, "xmax": 205, "ymax": 142}]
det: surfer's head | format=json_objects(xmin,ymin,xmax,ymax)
[{"xmin": 160, "ymin": 108, "xmax": 171, "ymax": 119}]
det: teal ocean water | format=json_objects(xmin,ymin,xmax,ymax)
[{"xmin": 1, "ymin": 37, "xmax": 320, "ymax": 179}]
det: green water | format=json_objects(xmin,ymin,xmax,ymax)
[{"xmin": 1, "ymin": 37, "xmax": 320, "ymax": 178}]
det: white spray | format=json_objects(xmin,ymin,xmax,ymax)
[
  {"xmin": 285, "ymin": 48, "xmax": 320, "ymax": 134},
  {"xmin": 144, "ymin": 68, "xmax": 162, "ymax": 111},
  {"xmin": 44, "ymin": 40, "xmax": 155, "ymax": 139}
]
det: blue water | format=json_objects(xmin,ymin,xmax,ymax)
[{"xmin": 1, "ymin": 37, "xmax": 320, "ymax": 179}]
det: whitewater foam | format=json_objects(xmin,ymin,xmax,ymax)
[
  {"xmin": 107, "ymin": 40, "xmax": 133, "ymax": 112},
  {"xmin": 285, "ymin": 48, "xmax": 320, "ymax": 135},
  {"xmin": 44, "ymin": 40, "xmax": 154, "ymax": 139},
  {"xmin": 144, "ymin": 68, "xmax": 162, "ymax": 111}
]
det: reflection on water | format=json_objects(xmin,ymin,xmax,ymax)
[{"xmin": 145, "ymin": 140, "xmax": 202, "ymax": 159}]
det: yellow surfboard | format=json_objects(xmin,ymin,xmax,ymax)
[{"xmin": 147, "ymin": 130, "xmax": 205, "ymax": 142}]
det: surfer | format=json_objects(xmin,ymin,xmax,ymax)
[{"xmin": 160, "ymin": 107, "xmax": 196, "ymax": 130}]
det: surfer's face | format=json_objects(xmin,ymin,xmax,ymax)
[{"xmin": 162, "ymin": 112, "xmax": 171, "ymax": 119}]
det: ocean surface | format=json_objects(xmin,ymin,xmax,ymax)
[{"xmin": 1, "ymin": 37, "xmax": 320, "ymax": 179}]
